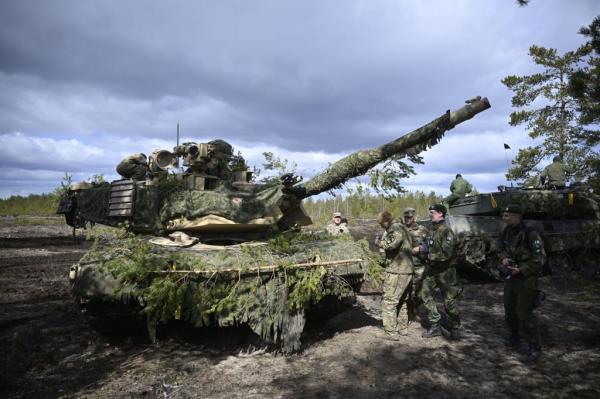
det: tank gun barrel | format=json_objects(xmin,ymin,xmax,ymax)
[{"xmin": 289, "ymin": 96, "xmax": 490, "ymax": 199}]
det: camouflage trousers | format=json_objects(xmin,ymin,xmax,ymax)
[
  {"xmin": 443, "ymin": 193, "xmax": 462, "ymax": 209},
  {"xmin": 504, "ymin": 276, "xmax": 540, "ymax": 347},
  {"xmin": 381, "ymin": 272, "xmax": 413, "ymax": 335},
  {"xmin": 420, "ymin": 265, "xmax": 461, "ymax": 328},
  {"xmin": 408, "ymin": 264, "xmax": 425, "ymax": 320}
]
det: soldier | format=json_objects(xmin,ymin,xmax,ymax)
[
  {"xmin": 402, "ymin": 207, "xmax": 429, "ymax": 322},
  {"xmin": 415, "ymin": 204, "xmax": 461, "ymax": 339},
  {"xmin": 116, "ymin": 153, "xmax": 149, "ymax": 180},
  {"xmin": 376, "ymin": 211, "xmax": 414, "ymax": 340},
  {"xmin": 326, "ymin": 212, "xmax": 350, "ymax": 236},
  {"xmin": 443, "ymin": 173, "xmax": 473, "ymax": 209},
  {"xmin": 498, "ymin": 204, "xmax": 546, "ymax": 362},
  {"xmin": 540, "ymin": 156, "xmax": 571, "ymax": 189}
]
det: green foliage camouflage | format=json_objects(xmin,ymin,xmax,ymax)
[{"xmin": 74, "ymin": 228, "xmax": 374, "ymax": 352}]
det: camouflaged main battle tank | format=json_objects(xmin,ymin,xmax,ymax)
[
  {"xmin": 447, "ymin": 185, "xmax": 600, "ymax": 281},
  {"xmin": 57, "ymin": 97, "xmax": 491, "ymax": 351}
]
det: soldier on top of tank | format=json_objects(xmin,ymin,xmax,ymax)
[
  {"xmin": 443, "ymin": 174, "xmax": 473, "ymax": 209},
  {"xmin": 326, "ymin": 212, "xmax": 350, "ymax": 236},
  {"xmin": 540, "ymin": 156, "xmax": 572, "ymax": 189}
]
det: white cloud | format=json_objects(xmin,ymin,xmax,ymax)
[{"xmin": 0, "ymin": 0, "xmax": 598, "ymax": 198}]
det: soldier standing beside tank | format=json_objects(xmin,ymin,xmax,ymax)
[
  {"xmin": 376, "ymin": 211, "xmax": 414, "ymax": 340},
  {"xmin": 326, "ymin": 212, "xmax": 350, "ymax": 236},
  {"xmin": 540, "ymin": 156, "xmax": 571, "ymax": 189},
  {"xmin": 402, "ymin": 207, "xmax": 429, "ymax": 322},
  {"xmin": 443, "ymin": 174, "xmax": 473, "ymax": 209},
  {"xmin": 498, "ymin": 204, "xmax": 546, "ymax": 362},
  {"xmin": 414, "ymin": 204, "xmax": 461, "ymax": 339}
]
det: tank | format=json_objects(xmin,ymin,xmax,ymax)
[
  {"xmin": 57, "ymin": 97, "xmax": 491, "ymax": 352},
  {"xmin": 447, "ymin": 184, "xmax": 600, "ymax": 281}
]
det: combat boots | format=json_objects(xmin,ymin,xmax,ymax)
[
  {"xmin": 450, "ymin": 327, "xmax": 461, "ymax": 341},
  {"xmin": 507, "ymin": 331, "xmax": 521, "ymax": 348},
  {"xmin": 524, "ymin": 344, "xmax": 542, "ymax": 362},
  {"xmin": 422, "ymin": 324, "xmax": 442, "ymax": 338},
  {"xmin": 376, "ymin": 331, "xmax": 401, "ymax": 341}
]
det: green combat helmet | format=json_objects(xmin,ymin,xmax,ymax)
[{"xmin": 57, "ymin": 97, "xmax": 491, "ymax": 352}]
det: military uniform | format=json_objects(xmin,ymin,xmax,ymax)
[
  {"xmin": 326, "ymin": 212, "xmax": 350, "ymax": 236},
  {"xmin": 444, "ymin": 174, "xmax": 473, "ymax": 208},
  {"xmin": 420, "ymin": 219, "xmax": 461, "ymax": 331},
  {"xmin": 326, "ymin": 222, "xmax": 350, "ymax": 236},
  {"xmin": 378, "ymin": 221, "xmax": 414, "ymax": 336},
  {"xmin": 540, "ymin": 159, "xmax": 571, "ymax": 189},
  {"xmin": 405, "ymin": 220, "xmax": 429, "ymax": 319},
  {"xmin": 499, "ymin": 221, "xmax": 546, "ymax": 352}
]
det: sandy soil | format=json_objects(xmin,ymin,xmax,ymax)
[{"xmin": 1, "ymin": 220, "xmax": 599, "ymax": 398}]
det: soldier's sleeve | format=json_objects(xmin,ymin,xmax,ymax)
[
  {"xmin": 378, "ymin": 225, "xmax": 405, "ymax": 251},
  {"xmin": 429, "ymin": 227, "xmax": 455, "ymax": 262},
  {"xmin": 440, "ymin": 228, "xmax": 455, "ymax": 260},
  {"xmin": 520, "ymin": 230, "xmax": 546, "ymax": 277},
  {"xmin": 497, "ymin": 238, "xmax": 509, "ymax": 260}
]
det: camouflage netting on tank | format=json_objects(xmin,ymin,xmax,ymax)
[
  {"xmin": 159, "ymin": 184, "xmax": 284, "ymax": 224},
  {"xmin": 75, "ymin": 230, "xmax": 375, "ymax": 352},
  {"xmin": 291, "ymin": 112, "xmax": 451, "ymax": 198},
  {"xmin": 75, "ymin": 183, "xmax": 111, "ymax": 223}
]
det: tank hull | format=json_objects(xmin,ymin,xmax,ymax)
[{"xmin": 446, "ymin": 188, "xmax": 600, "ymax": 280}]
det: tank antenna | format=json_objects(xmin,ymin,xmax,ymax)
[{"xmin": 175, "ymin": 123, "xmax": 180, "ymax": 169}]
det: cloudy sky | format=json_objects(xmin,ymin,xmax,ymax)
[{"xmin": 0, "ymin": 0, "xmax": 597, "ymax": 198}]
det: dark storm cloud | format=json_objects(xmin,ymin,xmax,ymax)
[{"xmin": 0, "ymin": 0, "xmax": 598, "ymax": 197}]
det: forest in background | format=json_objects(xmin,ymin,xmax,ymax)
[{"xmin": 0, "ymin": 189, "xmax": 442, "ymax": 226}]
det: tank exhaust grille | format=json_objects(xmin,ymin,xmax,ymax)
[{"xmin": 108, "ymin": 179, "xmax": 135, "ymax": 217}]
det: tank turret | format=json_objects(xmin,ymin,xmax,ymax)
[{"xmin": 58, "ymin": 97, "xmax": 491, "ymax": 237}]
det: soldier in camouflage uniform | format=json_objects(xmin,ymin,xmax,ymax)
[
  {"xmin": 498, "ymin": 204, "xmax": 547, "ymax": 362},
  {"xmin": 443, "ymin": 174, "xmax": 473, "ymax": 209},
  {"xmin": 376, "ymin": 211, "xmax": 414, "ymax": 340},
  {"xmin": 540, "ymin": 156, "xmax": 571, "ymax": 189},
  {"xmin": 326, "ymin": 212, "xmax": 350, "ymax": 236},
  {"xmin": 402, "ymin": 207, "xmax": 429, "ymax": 322},
  {"xmin": 415, "ymin": 204, "xmax": 461, "ymax": 339}
]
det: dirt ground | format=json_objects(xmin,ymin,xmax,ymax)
[{"xmin": 1, "ymin": 218, "xmax": 600, "ymax": 398}]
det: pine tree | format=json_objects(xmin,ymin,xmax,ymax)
[
  {"xmin": 570, "ymin": 16, "xmax": 600, "ymax": 191},
  {"xmin": 502, "ymin": 44, "xmax": 595, "ymax": 183}
]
